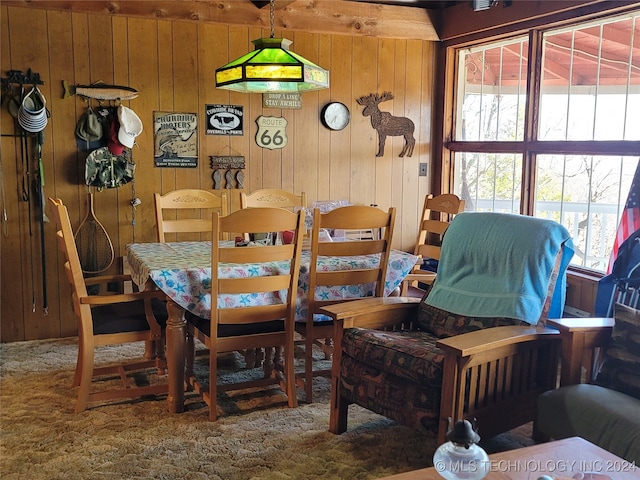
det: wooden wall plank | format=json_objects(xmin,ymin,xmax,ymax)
[
  {"xmin": 127, "ymin": 17, "xmax": 160, "ymax": 244},
  {"xmin": 7, "ymin": 6, "xmax": 57, "ymax": 339},
  {"xmin": 157, "ymin": 20, "xmax": 176, "ymax": 224},
  {"xmin": 375, "ymin": 37, "xmax": 396, "ymax": 214},
  {"xmin": 111, "ymin": 16, "xmax": 133, "ymax": 248},
  {"xmin": 46, "ymin": 9, "xmax": 77, "ymax": 336},
  {"xmin": 399, "ymin": 39, "xmax": 424, "ymax": 251},
  {"xmin": 314, "ymin": 33, "xmax": 333, "ymax": 204},
  {"xmin": 325, "ymin": 35, "xmax": 352, "ymax": 205},
  {"xmin": 350, "ymin": 36, "xmax": 378, "ymax": 206},
  {"xmin": 172, "ymin": 21, "xmax": 200, "ymax": 198},
  {"xmin": 1, "ymin": 6, "xmax": 26, "ymax": 341},
  {"xmin": 87, "ymin": 13, "xmax": 119, "ymax": 271},
  {"xmin": 290, "ymin": 30, "xmax": 320, "ymax": 199}
]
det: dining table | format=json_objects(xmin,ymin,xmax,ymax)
[{"xmin": 126, "ymin": 240, "xmax": 419, "ymax": 413}]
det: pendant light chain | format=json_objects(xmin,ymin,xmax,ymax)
[{"xmin": 269, "ymin": 0, "xmax": 275, "ymax": 38}]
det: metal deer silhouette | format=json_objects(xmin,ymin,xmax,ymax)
[{"xmin": 357, "ymin": 92, "xmax": 415, "ymax": 157}]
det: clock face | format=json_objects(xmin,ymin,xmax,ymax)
[{"xmin": 321, "ymin": 102, "xmax": 350, "ymax": 131}]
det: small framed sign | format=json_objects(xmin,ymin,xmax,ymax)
[
  {"xmin": 205, "ymin": 104, "xmax": 244, "ymax": 135},
  {"xmin": 153, "ymin": 111, "xmax": 198, "ymax": 168},
  {"xmin": 263, "ymin": 92, "xmax": 301, "ymax": 109}
]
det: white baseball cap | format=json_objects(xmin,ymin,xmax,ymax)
[{"xmin": 117, "ymin": 105, "xmax": 143, "ymax": 148}]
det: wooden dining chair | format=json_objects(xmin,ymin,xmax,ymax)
[
  {"xmin": 400, "ymin": 193, "xmax": 465, "ymax": 297},
  {"xmin": 154, "ymin": 189, "xmax": 228, "ymax": 242},
  {"xmin": 185, "ymin": 207, "xmax": 305, "ymax": 421},
  {"xmin": 295, "ymin": 205, "xmax": 396, "ymax": 402},
  {"xmin": 240, "ymin": 188, "xmax": 307, "ymax": 211},
  {"xmin": 48, "ymin": 197, "xmax": 169, "ymax": 413}
]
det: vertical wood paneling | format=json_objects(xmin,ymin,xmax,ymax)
[
  {"xmin": 172, "ymin": 21, "xmax": 200, "ymax": 200},
  {"xmin": 47, "ymin": 9, "xmax": 77, "ymax": 337},
  {"xmin": 157, "ymin": 20, "xmax": 176, "ymax": 224},
  {"xmin": 400, "ymin": 39, "xmax": 425, "ymax": 251},
  {"xmin": 314, "ymin": 33, "xmax": 333, "ymax": 203},
  {"xmin": 8, "ymin": 6, "xmax": 55, "ymax": 340},
  {"xmin": 291, "ymin": 31, "xmax": 320, "ymax": 198},
  {"xmin": 376, "ymin": 38, "xmax": 396, "ymax": 213},
  {"xmin": 1, "ymin": 6, "xmax": 25, "ymax": 341},
  {"xmin": 350, "ymin": 36, "xmax": 378, "ymax": 205},
  {"xmin": 128, "ymin": 18, "xmax": 160, "ymax": 244},
  {"xmin": 88, "ymin": 15, "xmax": 118, "ymax": 266},
  {"xmin": 0, "ymin": 5, "xmax": 438, "ymax": 342},
  {"xmin": 325, "ymin": 35, "xmax": 352, "ymax": 203}
]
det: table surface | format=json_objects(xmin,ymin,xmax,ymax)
[
  {"xmin": 379, "ymin": 437, "xmax": 638, "ymax": 480},
  {"xmin": 126, "ymin": 241, "xmax": 418, "ymax": 321}
]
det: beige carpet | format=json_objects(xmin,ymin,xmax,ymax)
[{"xmin": 0, "ymin": 338, "xmax": 534, "ymax": 479}]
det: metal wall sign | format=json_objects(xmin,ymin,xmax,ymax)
[
  {"xmin": 153, "ymin": 111, "xmax": 198, "ymax": 167},
  {"xmin": 205, "ymin": 104, "xmax": 244, "ymax": 135},
  {"xmin": 262, "ymin": 92, "xmax": 301, "ymax": 109},
  {"xmin": 255, "ymin": 116, "xmax": 288, "ymax": 150}
]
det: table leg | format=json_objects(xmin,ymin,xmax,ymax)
[{"xmin": 166, "ymin": 300, "xmax": 186, "ymax": 413}]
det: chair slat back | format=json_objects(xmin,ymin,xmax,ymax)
[
  {"xmin": 414, "ymin": 193, "xmax": 465, "ymax": 260},
  {"xmin": 154, "ymin": 189, "xmax": 228, "ymax": 242},
  {"xmin": 211, "ymin": 207, "xmax": 305, "ymax": 332},
  {"xmin": 240, "ymin": 188, "xmax": 306, "ymax": 211},
  {"xmin": 309, "ymin": 205, "xmax": 396, "ymax": 310},
  {"xmin": 49, "ymin": 198, "xmax": 89, "ymax": 301}
]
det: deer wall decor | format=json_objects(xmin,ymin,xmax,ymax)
[{"xmin": 357, "ymin": 92, "xmax": 415, "ymax": 157}]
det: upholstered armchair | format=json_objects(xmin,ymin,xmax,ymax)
[{"xmin": 321, "ymin": 212, "xmax": 574, "ymax": 445}]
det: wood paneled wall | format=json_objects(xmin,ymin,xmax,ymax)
[{"xmin": 0, "ymin": 5, "xmax": 436, "ymax": 342}]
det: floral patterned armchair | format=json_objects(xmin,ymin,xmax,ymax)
[{"xmin": 321, "ymin": 212, "xmax": 574, "ymax": 445}]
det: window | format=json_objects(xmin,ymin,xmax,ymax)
[{"xmin": 447, "ymin": 10, "xmax": 640, "ymax": 273}]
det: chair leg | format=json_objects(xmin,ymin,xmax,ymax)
[
  {"xmin": 74, "ymin": 341, "xmax": 95, "ymax": 413},
  {"xmin": 185, "ymin": 324, "xmax": 195, "ymax": 389},
  {"xmin": 208, "ymin": 345, "xmax": 218, "ymax": 422},
  {"xmin": 284, "ymin": 342, "xmax": 298, "ymax": 408},
  {"xmin": 329, "ymin": 385, "xmax": 349, "ymax": 434},
  {"xmin": 144, "ymin": 339, "xmax": 155, "ymax": 359},
  {"xmin": 72, "ymin": 340, "xmax": 83, "ymax": 388},
  {"xmin": 305, "ymin": 334, "xmax": 314, "ymax": 402}
]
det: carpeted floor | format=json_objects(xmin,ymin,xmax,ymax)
[{"xmin": 0, "ymin": 338, "xmax": 535, "ymax": 479}]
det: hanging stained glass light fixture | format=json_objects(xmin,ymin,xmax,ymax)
[{"xmin": 215, "ymin": 0, "xmax": 329, "ymax": 93}]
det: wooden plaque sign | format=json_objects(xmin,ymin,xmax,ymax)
[
  {"xmin": 209, "ymin": 155, "xmax": 245, "ymax": 190},
  {"xmin": 263, "ymin": 92, "xmax": 301, "ymax": 109}
]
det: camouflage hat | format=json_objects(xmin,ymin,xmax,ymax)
[{"xmin": 85, "ymin": 146, "xmax": 135, "ymax": 190}]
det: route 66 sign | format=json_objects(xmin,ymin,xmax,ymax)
[{"xmin": 256, "ymin": 116, "xmax": 288, "ymax": 150}]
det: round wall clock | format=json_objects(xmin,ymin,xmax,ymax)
[{"xmin": 321, "ymin": 102, "xmax": 350, "ymax": 131}]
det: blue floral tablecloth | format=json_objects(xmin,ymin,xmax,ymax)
[{"xmin": 126, "ymin": 241, "xmax": 418, "ymax": 321}]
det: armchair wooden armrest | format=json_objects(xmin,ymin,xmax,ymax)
[
  {"xmin": 79, "ymin": 289, "xmax": 166, "ymax": 306},
  {"xmin": 319, "ymin": 297, "xmax": 421, "ymax": 329},
  {"xmin": 436, "ymin": 325, "xmax": 559, "ymax": 356},
  {"xmin": 83, "ymin": 274, "xmax": 135, "ymax": 286},
  {"xmin": 435, "ymin": 325, "xmax": 561, "ymax": 444},
  {"xmin": 546, "ymin": 317, "xmax": 615, "ymax": 386}
]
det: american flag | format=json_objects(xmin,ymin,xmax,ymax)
[{"xmin": 608, "ymin": 160, "xmax": 640, "ymax": 273}]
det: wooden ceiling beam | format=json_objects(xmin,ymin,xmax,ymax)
[{"xmin": 0, "ymin": 0, "xmax": 440, "ymax": 41}]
